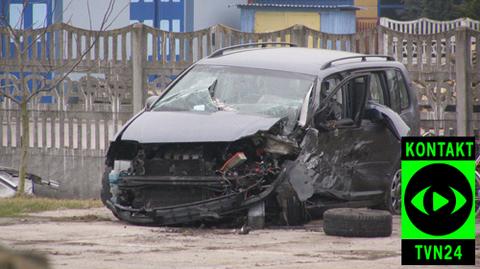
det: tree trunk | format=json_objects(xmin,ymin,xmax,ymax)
[{"xmin": 16, "ymin": 100, "xmax": 29, "ymax": 196}]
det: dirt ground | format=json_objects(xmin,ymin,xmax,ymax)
[{"xmin": 0, "ymin": 208, "xmax": 478, "ymax": 269}]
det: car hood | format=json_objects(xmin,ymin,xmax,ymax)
[{"xmin": 119, "ymin": 111, "xmax": 282, "ymax": 143}]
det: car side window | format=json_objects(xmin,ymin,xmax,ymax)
[
  {"xmin": 320, "ymin": 74, "xmax": 368, "ymax": 121},
  {"xmin": 397, "ymin": 71, "xmax": 410, "ymax": 110},
  {"xmin": 368, "ymin": 73, "xmax": 385, "ymax": 105},
  {"xmin": 385, "ymin": 69, "xmax": 410, "ymax": 112},
  {"xmin": 321, "ymin": 76, "xmax": 342, "ymax": 120}
]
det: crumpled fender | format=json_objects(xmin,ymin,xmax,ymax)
[{"xmin": 276, "ymin": 128, "xmax": 320, "ymax": 202}]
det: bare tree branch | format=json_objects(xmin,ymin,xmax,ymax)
[
  {"xmin": 25, "ymin": 0, "xmax": 118, "ymax": 103},
  {"xmin": 1, "ymin": 0, "xmax": 122, "ymax": 103},
  {"xmin": 104, "ymin": 2, "xmax": 130, "ymax": 31},
  {"xmin": 0, "ymin": 0, "xmax": 122, "ymax": 197},
  {"xmin": 20, "ymin": 0, "xmax": 70, "ymax": 54},
  {"xmin": 0, "ymin": 88, "xmax": 20, "ymax": 105},
  {"xmin": 0, "ymin": 83, "xmax": 16, "ymax": 90},
  {"xmin": 87, "ymin": 0, "xmax": 93, "ymax": 31}
]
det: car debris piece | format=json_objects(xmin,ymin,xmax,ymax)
[
  {"xmin": 247, "ymin": 202, "xmax": 265, "ymax": 229},
  {"xmin": 220, "ymin": 152, "xmax": 247, "ymax": 173},
  {"xmin": 0, "ymin": 167, "xmax": 59, "ymax": 198},
  {"xmin": 264, "ymin": 134, "xmax": 299, "ymax": 155},
  {"xmin": 101, "ymin": 45, "xmax": 420, "ymax": 227}
]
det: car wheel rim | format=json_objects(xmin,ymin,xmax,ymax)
[{"xmin": 390, "ymin": 169, "xmax": 401, "ymax": 214}]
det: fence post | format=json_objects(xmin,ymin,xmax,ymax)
[
  {"xmin": 132, "ymin": 23, "xmax": 146, "ymax": 114},
  {"xmin": 377, "ymin": 26, "xmax": 385, "ymax": 55},
  {"xmin": 291, "ymin": 25, "xmax": 306, "ymax": 47},
  {"xmin": 454, "ymin": 27, "xmax": 472, "ymax": 136}
]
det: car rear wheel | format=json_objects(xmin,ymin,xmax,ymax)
[
  {"xmin": 323, "ymin": 208, "xmax": 392, "ymax": 237},
  {"xmin": 281, "ymin": 195, "xmax": 305, "ymax": 226},
  {"xmin": 386, "ymin": 168, "xmax": 401, "ymax": 215}
]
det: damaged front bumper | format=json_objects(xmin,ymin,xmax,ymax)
[{"xmin": 106, "ymin": 173, "xmax": 286, "ymax": 226}]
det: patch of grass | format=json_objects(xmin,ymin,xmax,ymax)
[{"xmin": 0, "ymin": 197, "xmax": 102, "ymax": 217}]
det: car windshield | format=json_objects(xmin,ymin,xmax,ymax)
[{"xmin": 152, "ymin": 65, "xmax": 315, "ymax": 126}]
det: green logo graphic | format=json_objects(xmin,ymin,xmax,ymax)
[
  {"xmin": 411, "ymin": 186, "xmax": 468, "ymax": 215},
  {"xmin": 401, "ymin": 137, "xmax": 476, "ymax": 265},
  {"xmin": 402, "ymin": 161, "xmax": 475, "ymax": 239}
]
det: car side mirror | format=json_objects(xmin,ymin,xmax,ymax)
[{"xmin": 145, "ymin": 96, "xmax": 159, "ymax": 110}]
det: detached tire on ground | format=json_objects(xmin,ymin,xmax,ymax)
[{"xmin": 323, "ymin": 208, "xmax": 392, "ymax": 238}]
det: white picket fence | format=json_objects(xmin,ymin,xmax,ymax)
[{"xmin": 380, "ymin": 17, "xmax": 480, "ymax": 34}]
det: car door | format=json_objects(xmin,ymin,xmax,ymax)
[{"xmin": 309, "ymin": 71, "xmax": 402, "ymax": 202}]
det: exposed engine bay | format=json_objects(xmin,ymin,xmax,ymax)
[{"xmin": 103, "ymin": 123, "xmax": 307, "ymax": 226}]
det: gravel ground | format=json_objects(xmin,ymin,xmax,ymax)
[{"xmin": 0, "ymin": 208, "xmax": 478, "ymax": 269}]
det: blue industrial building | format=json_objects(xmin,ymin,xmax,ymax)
[
  {"xmin": 130, "ymin": 0, "xmax": 246, "ymax": 32},
  {"xmin": 130, "ymin": 0, "xmax": 185, "ymax": 31},
  {"xmin": 0, "ymin": 0, "xmax": 59, "ymax": 29}
]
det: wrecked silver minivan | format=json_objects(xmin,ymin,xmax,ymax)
[{"xmin": 102, "ymin": 44, "xmax": 419, "ymax": 226}]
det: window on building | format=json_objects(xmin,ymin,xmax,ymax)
[
  {"xmin": 144, "ymin": 19, "xmax": 154, "ymax": 27},
  {"xmin": 32, "ymin": 3, "xmax": 47, "ymax": 29},
  {"xmin": 160, "ymin": 20, "xmax": 169, "ymax": 31},
  {"xmin": 172, "ymin": 19, "xmax": 180, "ymax": 32},
  {"xmin": 172, "ymin": 19, "xmax": 180, "ymax": 55},
  {"xmin": 145, "ymin": 19, "xmax": 154, "ymax": 57},
  {"xmin": 9, "ymin": 4, "xmax": 24, "ymax": 29}
]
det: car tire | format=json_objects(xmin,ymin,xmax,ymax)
[
  {"xmin": 385, "ymin": 165, "xmax": 402, "ymax": 215},
  {"xmin": 100, "ymin": 167, "xmax": 123, "ymax": 221},
  {"xmin": 283, "ymin": 195, "xmax": 305, "ymax": 226},
  {"xmin": 323, "ymin": 208, "xmax": 392, "ymax": 237},
  {"xmin": 100, "ymin": 167, "xmax": 112, "ymax": 206}
]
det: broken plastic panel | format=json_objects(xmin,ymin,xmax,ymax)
[{"xmin": 220, "ymin": 152, "xmax": 247, "ymax": 173}]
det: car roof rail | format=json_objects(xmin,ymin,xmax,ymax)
[
  {"xmin": 320, "ymin": 55, "xmax": 396, "ymax": 70},
  {"xmin": 208, "ymin": 42, "xmax": 297, "ymax": 58}
]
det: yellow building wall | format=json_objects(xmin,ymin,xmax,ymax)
[
  {"xmin": 355, "ymin": 0, "xmax": 378, "ymax": 19},
  {"xmin": 254, "ymin": 11, "xmax": 320, "ymax": 33}
]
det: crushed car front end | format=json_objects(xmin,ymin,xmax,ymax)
[{"xmin": 103, "ymin": 118, "xmax": 301, "ymax": 225}]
